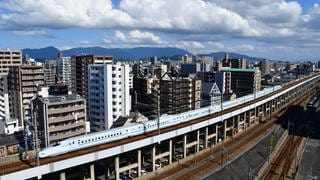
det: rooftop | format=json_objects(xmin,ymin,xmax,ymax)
[
  {"xmin": 221, "ymin": 67, "xmax": 256, "ymax": 73},
  {"xmin": 41, "ymin": 94, "xmax": 83, "ymax": 103}
]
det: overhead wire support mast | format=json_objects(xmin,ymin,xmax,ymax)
[{"xmin": 157, "ymin": 87, "xmax": 161, "ymax": 144}]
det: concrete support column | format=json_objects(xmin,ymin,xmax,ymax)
[
  {"xmin": 104, "ymin": 166, "xmax": 110, "ymax": 179},
  {"xmin": 138, "ymin": 150, "xmax": 141, "ymax": 177},
  {"xmin": 169, "ymin": 140, "xmax": 172, "ymax": 164},
  {"xmin": 115, "ymin": 156, "xmax": 120, "ymax": 180},
  {"xmin": 152, "ymin": 145, "xmax": 156, "ymax": 172},
  {"xmin": 60, "ymin": 171, "xmax": 66, "ymax": 180},
  {"xmin": 243, "ymin": 112, "xmax": 247, "ymax": 128},
  {"xmin": 236, "ymin": 115, "xmax": 240, "ymax": 133},
  {"xmin": 204, "ymin": 127, "xmax": 208, "ymax": 148},
  {"xmin": 183, "ymin": 135, "xmax": 187, "ymax": 158},
  {"xmin": 90, "ymin": 164, "xmax": 95, "ymax": 180},
  {"xmin": 223, "ymin": 120, "xmax": 227, "ymax": 139},
  {"xmin": 215, "ymin": 125, "xmax": 218, "ymax": 144},
  {"xmin": 196, "ymin": 130, "xmax": 200, "ymax": 152},
  {"xmin": 232, "ymin": 117, "xmax": 236, "ymax": 136}
]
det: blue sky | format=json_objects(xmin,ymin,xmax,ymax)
[{"xmin": 0, "ymin": 0, "xmax": 320, "ymax": 60}]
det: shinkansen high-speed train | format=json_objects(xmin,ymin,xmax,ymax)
[{"xmin": 39, "ymin": 85, "xmax": 283, "ymax": 158}]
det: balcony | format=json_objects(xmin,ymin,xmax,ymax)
[
  {"xmin": 49, "ymin": 112, "xmax": 86, "ymax": 124},
  {"xmin": 48, "ymin": 105, "xmax": 85, "ymax": 115},
  {"xmin": 49, "ymin": 129, "xmax": 85, "ymax": 142},
  {"xmin": 49, "ymin": 121, "xmax": 86, "ymax": 133},
  {"xmin": 21, "ymin": 70, "xmax": 44, "ymax": 74}
]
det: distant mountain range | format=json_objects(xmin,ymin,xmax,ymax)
[
  {"xmin": 198, "ymin": 52, "xmax": 264, "ymax": 62},
  {"xmin": 22, "ymin": 46, "xmax": 264, "ymax": 62},
  {"xmin": 22, "ymin": 46, "xmax": 190, "ymax": 61}
]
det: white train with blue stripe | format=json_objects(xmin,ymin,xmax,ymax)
[{"xmin": 39, "ymin": 85, "xmax": 283, "ymax": 158}]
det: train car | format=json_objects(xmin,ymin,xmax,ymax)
[{"xmin": 38, "ymin": 83, "xmax": 293, "ymax": 158}]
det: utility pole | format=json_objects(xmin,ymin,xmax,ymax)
[
  {"xmin": 23, "ymin": 120, "xmax": 29, "ymax": 160},
  {"xmin": 157, "ymin": 85, "xmax": 161, "ymax": 144},
  {"xmin": 220, "ymin": 91, "xmax": 225, "ymax": 166},
  {"xmin": 34, "ymin": 109, "xmax": 40, "ymax": 166}
]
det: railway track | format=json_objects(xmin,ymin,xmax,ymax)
[
  {"xmin": 262, "ymin": 103, "xmax": 310, "ymax": 180},
  {"xmin": 0, "ymin": 74, "xmax": 318, "ymax": 176},
  {"xmin": 149, "ymin": 89, "xmax": 311, "ymax": 180}
]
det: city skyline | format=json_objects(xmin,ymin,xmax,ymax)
[{"xmin": 0, "ymin": 0, "xmax": 320, "ymax": 60}]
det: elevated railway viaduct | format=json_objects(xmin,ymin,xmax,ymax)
[{"xmin": 0, "ymin": 74, "xmax": 319, "ymax": 180}]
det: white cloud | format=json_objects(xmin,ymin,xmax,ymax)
[
  {"xmin": 114, "ymin": 30, "xmax": 167, "ymax": 45},
  {"xmin": 0, "ymin": 0, "xmax": 135, "ymax": 29},
  {"xmin": 120, "ymin": 0, "xmax": 259, "ymax": 36},
  {"xmin": 208, "ymin": 42, "xmax": 225, "ymax": 49},
  {"xmin": 229, "ymin": 44, "xmax": 255, "ymax": 53},
  {"xmin": 80, "ymin": 40, "xmax": 90, "ymax": 45},
  {"xmin": 12, "ymin": 30, "xmax": 53, "ymax": 37},
  {"xmin": 102, "ymin": 38, "xmax": 112, "ymax": 44},
  {"xmin": 303, "ymin": 3, "xmax": 320, "ymax": 29}
]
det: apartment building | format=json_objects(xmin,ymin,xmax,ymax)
[
  {"xmin": 133, "ymin": 76, "xmax": 159, "ymax": 118},
  {"xmin": 160, "ymin": 73, "xmax": 201, "ymax": 115},
  {"xmin": 0, "ymin": 50, "xmax": 22, "ymax": 74},
  {"xmin": 57, "ymin": 56, "xmax": 72, "ymax": 86},
  {"xmin": 44, "ymin": 60, "xmax": 57, "ymax": 86},
  {"xmin": 88, "ymin": 62, "xmax": 131, "ymax": 131},
  {"xmin": 221, "ymin": 68, "xmax": 261, "ymax": 97},
  {"xmin": 32, "ymin": 94, "xmax": 87, "ymax": 148},
  {"xmin": 8, "ymin": 65, "xmax": 45, "ymax": 126}
]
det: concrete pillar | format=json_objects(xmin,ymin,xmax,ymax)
[
  {"xmin": 115, "ymin": 156, "xmax": 119, "ymax": 180},
  {"xmin": 60, "ymin": 171, "xmax": 66, "ymax": 180},
  {"xmin": 236, "ymin": 115, "xmax": 240, "ymax": 133},
  {"xmin": 247, "ymin": 111, "xmax": 251, "ymax": 127},
  {"xmin": 169, "ymin": 140, "xmax": 172, "ymax": 164},
  {"xmin": 215, "ymin": 125, "xmax": 218, "ymax": 144},
  {"xmin": 90, "ymin": 164, "xmax": 95, "ymax": 180},
  {"xmin": 204, "ymin": 127, "xmax": 208, "ymax": 148},
  {"xmin": 223, "ymin": 120, "xmax": 227, "ymax": 139},
  {"xmin": 138, "ymin": 150, "xmax": 141, "ymax": 177},
  {"xmin": 105, "ymin": 166, "xmax": 110, "ymax": 179},
  {"xmin": 196, "ymin": 130, "xmax": 200, "ymax": 152},
  {"xmin": 152, "ymin": 145, "xmax": 156, "ymax": 172},
  {"xmin": 183, "ymin": 135, "xmax": 187, "ymax": 158}
]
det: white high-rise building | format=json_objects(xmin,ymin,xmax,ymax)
[
  {"xmin": 0, "ymin": 75, "xmax": 10, "ymax": 121},
  {"xmin": 57, "ymin": 57, "xmax": 71, "ymax": 86},
  {"xmin": 88, "ymin": 62, "xmax": 131, "ymax": 131}
]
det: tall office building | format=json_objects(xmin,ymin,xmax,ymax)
[
  {"xmin": 32, "ymin": 94, "xmax": 87, "ymax": 148},
  {"xmin": 8, "ymin": 65, "xmax": 45, "ymax": 126},
  {"xmin": 0, "ymin": 50, "xmax": 22, "ymax": 74},
  {"xmin": 57, "ymin": 56, "xmax": 72, "ymax": 86},
  {"xmin": 260, "ymin": 59, "xmax": 271, "ymax": 75},
  {"xmin": 160, "ymin": 73, "xmax": 201, "ymax": 115},
  {"xmin": 88, "ymin": 62, "xmax": 131, "ymax": 131}
]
